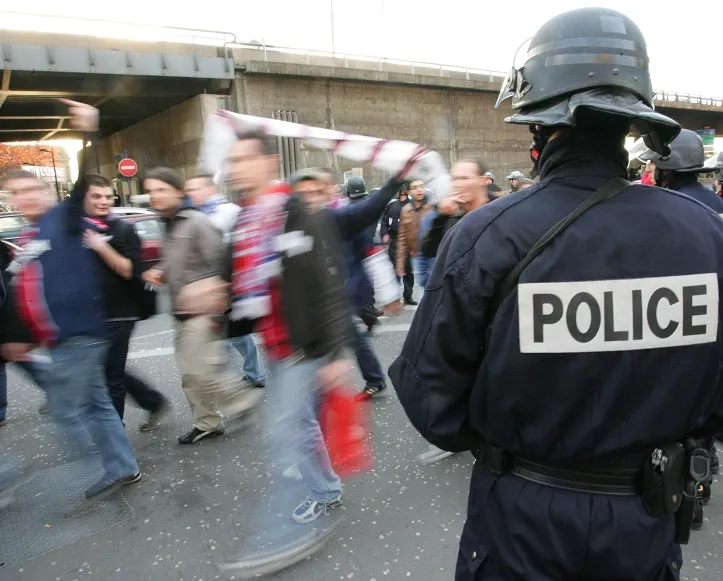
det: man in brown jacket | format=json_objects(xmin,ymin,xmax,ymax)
[
  {"xmin": 142, "ymin": 167, "xmax": 259, "ymax": 444},
  {"xmin": 396, "ymin": 179, "xmax": 433, "ymax": 299}
]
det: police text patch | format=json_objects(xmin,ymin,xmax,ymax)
[{"xmin": 518, "ymin": 274, "xmax": 719, "ymax": 353}]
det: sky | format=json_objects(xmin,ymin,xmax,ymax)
[{"xmin": 3, "ymin": 2, "xmax": 722, "ymax": 97}]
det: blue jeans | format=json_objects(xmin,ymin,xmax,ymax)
[
  {"xmin": 15, "ymin": 359, "xmax": 50, "ymax": 392},
  {"xmin": 413, "ymin": 256, "xmax": 435, "ymax": 294},
  {"xmin": 46, "ymin": 337, "xmax": 138, "ymax": 481},
  {"xmin": 268, "ymin": 356, "xmax": 341, "ymax": 502},
  {"xmin": 0, "ymin": 364, "xmax": 6, "ymax": 421},
  {"xmin": 227, "ymin": 335, "xmax": 265, "ymax": 384},
  {"xmin": 350, "ymin": 321, "xmax": 385, "ymax": 388},
  {"xmin": 0, "ymin": 359, "xmax": 49, "ymax": 421}
]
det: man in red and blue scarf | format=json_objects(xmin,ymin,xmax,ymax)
[{"xmin": 4, "ymin": 101, "xmax": 140, "ymax": 500}]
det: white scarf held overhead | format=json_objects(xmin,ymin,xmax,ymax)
[{"xmin": 198, "ymin": 111, "xmax": 451, "ymax": 202}]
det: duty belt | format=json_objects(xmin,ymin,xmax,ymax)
[{"xmin": 479, "ymin": 441, "xmax": 642, "ymax": 496}]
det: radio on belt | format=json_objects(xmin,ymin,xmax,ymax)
[{"xmin": 518, "ymin": 273, "xmax": 718, "ymax": 353}]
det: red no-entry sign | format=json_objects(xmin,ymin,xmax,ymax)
[{"xmin": 118, "ymin": 158, "xmax": 138, "ymax": 178}]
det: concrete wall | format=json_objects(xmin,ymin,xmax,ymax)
[
  {"xmin": 233, "ymin": 73, "xmax": 532, "ymax": 185},
  {"xmin": 88, "ymin": 94, "xmax": 227, "ymax": 195}
]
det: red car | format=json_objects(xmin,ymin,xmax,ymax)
[{"xmin": 119, "ymin": 214, "xmax": 164, "ymax": 267}]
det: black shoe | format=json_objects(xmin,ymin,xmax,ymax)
[
  {"xmin": 404, "ymin": 298, "xmax": 418, "ymax": 306},
  {"xmin": 140, "ymin": 399, "xmax": 172, "ymax": 432},
  {"xmin": 243, "ymin": 375, "xmax": 266, "ymax": 388},
  {"xmin": 358, "ymin": 307, "xmax": 379, "ymax": 329},
  {"xmin": 178, "ymin": 426, "xmax": 225, "ymax": 445},
  {"xmin": 692, "ymin": 499, "xmax": 704, "ymax": 531},
  {"xmin": 710, "ymin": 447, "xmax": 719, "ymax": 475},
  {"xmin": 355, "ymin": 382, "xmax": 387, "ymax": 402},
  {"xmin": 85, "ymin": 471, "xmax": 141, "ymax": 500},
  {"xmin": 370, "ymin": 306, "xmax": 384, "ymax": 318}
]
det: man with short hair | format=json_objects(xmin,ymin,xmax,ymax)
[
  {"xmin": 0, "ymin": 169, "xmax": 53, "ymax": 417},
  {"xmin": 219, "ymin": 133, "xmax": 400, "ymax": 574},
  {"xmin": 184, "ymin": 174, "xmax": 266, "ymax": 389},
  {"xmin": 422, "ymin": 159, "xmax": 493, "ymax": 260},
  {"xmin": 396, "ymin": 179, "xmax": 433, "ymax": 295},
  {"xmin": 82, "ymin": 174, "xmax": 169, "ymax": 430},
  {"xmin": 5, "ymin": 152, "xmax": 141, "ymax": 499},
  {"xmin": 184, "ymin": 174, "xmax": 241, "ymax": 236},
  {"xmin": 143, "ymin": 167, "xmax": 259, "ymax": 444}
]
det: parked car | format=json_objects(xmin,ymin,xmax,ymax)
[
  {"xmin": 119, "ymin": 214, "xmax": 163, "ymax": 267},
  {"xmin": 0, "ymin": 212, "xmax": 29, "ymax": 243},
  {"xmin": 110, "ymin": 207, "xmax": 157, "ymax": 217}
]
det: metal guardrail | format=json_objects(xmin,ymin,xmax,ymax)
[
  {"xmin": 3, "ymin": 12, "xmax": 723, "ymax": 107},
  {"xmin": 0, "ymin": 11, "xmax": 236, "ymax": 54},
  {"xmin": 653, "ymin": 90, "xmax": 723, "ymax": 108},
  {"xmin": 231, "ymin": 41, "xmax": 508, "ymax": 82},
  {"xmin": 234, "ymin": 43, "xmax": 723, "ymax": 106}
]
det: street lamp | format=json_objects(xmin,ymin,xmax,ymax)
[{"xmin": 39, "ymin": 147, "xmax": 61, "ymax": 202}]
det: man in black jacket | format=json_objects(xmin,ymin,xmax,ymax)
[
  {"xmin": 81, "ymin": 174, "xmax": 170, "ymax": 431},
  {"xmin": 219, "ymin": 132, "xmax": 404, "ymax": 576},
  {"xmin": 380, "ymin": 183, "xmax": 414, "ymax": 303}
]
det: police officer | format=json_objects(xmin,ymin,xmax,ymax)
[
  {"xmin": 390, "ymin": 7, "xmax": 723, "ymax": 580},
  {"xmin": 380, "ymin": 182, "xmax": 415, "ymax": 304},
  {"xmin": 640, "ymin": 129, "xmax": 723, "ymax": 213}
]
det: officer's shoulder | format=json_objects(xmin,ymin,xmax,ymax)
[{"xmin": 646, "ymin": 184, "xmax": 723, "ymax": 222}]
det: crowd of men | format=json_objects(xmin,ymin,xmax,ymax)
[{"xmin": 3, "ymin": 6, "xmax": 723, "ymax": 580}]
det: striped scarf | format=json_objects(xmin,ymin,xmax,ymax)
[{"xmin": 230, "ymin": 183, "xmax": 291, "ymax": 321}]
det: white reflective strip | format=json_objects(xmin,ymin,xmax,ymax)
[
  {"xmin": 274, "ymin": 231, "xmax": 314, "ymax": 256},
  {"xmin": 231, "ymin": 296, "xmax": 272, "ymax": 321},
  {"xmin": 518, "ymin": 273, "xmax": 718, "ymax": 353}
]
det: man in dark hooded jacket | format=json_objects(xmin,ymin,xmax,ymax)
[{"xmin": 8, "ymin": 99, "xmax": 140, "ymax": 499}]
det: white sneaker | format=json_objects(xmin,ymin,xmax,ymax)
[{"xmin": 291, "ymin": 495, "xmax": 342, "ymax": 524}]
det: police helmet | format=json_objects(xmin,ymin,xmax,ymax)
[
  {"xmin": 495, "ymin": 7, "xmax": 680, "ymax": 154},
  {"xmin": 506, "ymin": 170, "xmax": 525, "ymax": 180},
  {"xmin": 484, "ymin": 171, "xmax": 496, "ymax": 182},
  {"xmin": 704, "ymin": 151, "xmax": 723, "ymax": 171},
  {"xmin": 639, "ymin": 129, "xmax": 709, "ymax": 173},
  {"xmin": 346, "ymin": 176, "xmax": 368, "ymax": 199}
]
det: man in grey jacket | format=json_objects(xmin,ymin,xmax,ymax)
[
  {"xmin": 143, "ymin": 167, "xmax": 259, "ymax": 444},
  {"xmin": 184, "ymin": 174, "xmax": 266, "ymax": 389}
]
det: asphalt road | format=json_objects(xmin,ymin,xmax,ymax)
[{"xmin": 0, "ymin": 303, "xmax": 721, "ymax": 581}]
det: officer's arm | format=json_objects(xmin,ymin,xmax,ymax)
[
  {"xmin": 389, "ymin": 225, "xmax": 489, "ymax": 452},
  {"xmin": 333, "ymin": 178, "xmax": 401, "ymax": 239},
  {"xmin": 379, "ymin": 202, "xmax": 392, "ymax": 239}
]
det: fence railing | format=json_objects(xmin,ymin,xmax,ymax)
[
  {"xmin": 653, "ymin": 90, "xmax": 723, "ymax": 108},
  {"xmin": 0, "ymin": 11, "xmax": 236, "ymax": 49},
  {"xmin": 231, "ymin": 41, "xmax": 508, "ymax": 82}
]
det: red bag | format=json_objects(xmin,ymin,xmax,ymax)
[{"xmin": 319, "ymin": 385, "xmax": 374, "ymax": 478}]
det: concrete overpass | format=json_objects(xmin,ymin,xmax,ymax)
[{"xmin": 2, "ymin": 19, "xmax": 722, "ymax": 186}]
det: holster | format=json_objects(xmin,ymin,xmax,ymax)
[{"xmin": 673, "ymin": 438, "xmax": 711, "ymax": 545}]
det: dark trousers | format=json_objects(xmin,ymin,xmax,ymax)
[
  {"xmin": 349, "ymin": 320, "xmax": 385, "ymax": 388},
  {"xmin": 388, "ymin": 237, "xmax": 414, "ymax": 301},
  {"xmin": 455, "ymin": 463, "xmax": 682, "ymax": 580},
  {"xmin": 106, "ymin": 320, "xmax": 165, "ymax": 419}
]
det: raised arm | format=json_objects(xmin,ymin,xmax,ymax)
[{"xmin": 332, "ymin": 178, "xmax": 401, "ymax": 240}]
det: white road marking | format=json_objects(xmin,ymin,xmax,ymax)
[{"xmin": 128, "ymin": 324, "xmax": 412, "ymax": 360}]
